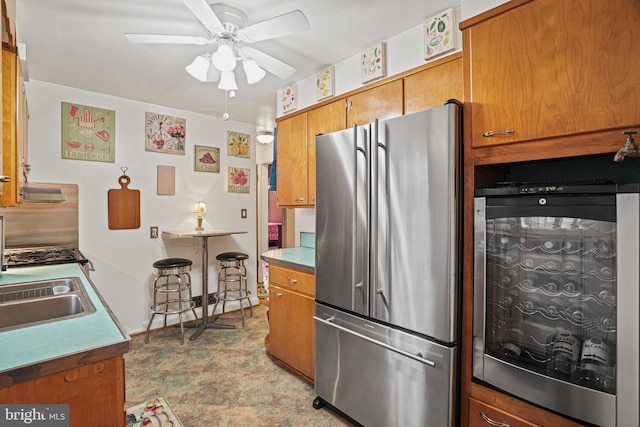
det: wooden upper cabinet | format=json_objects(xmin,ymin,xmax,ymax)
[
  {"xmin": 404, "ymin": 54, "xmax": 462, "ymax": 114},
  {"xmin": 307, "ymin": 99, "xmax": 347, "ymax": 205},
  {"xmin": 276, "ymin": 113, "xmax": 308, "ymax": 207},
  {"xmin": 1, "ymin": 48, "xmax": 18, "ymax": 207},
  {"xmin": 464, "ymin": 0, "xmax": 640, "ymax": 148},
  {"xmin": 347, "ymin": 79, "xmax": 403, "ymax": 127}
]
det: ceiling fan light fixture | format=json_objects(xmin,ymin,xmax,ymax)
[
  {"xmin": 256, "ymin": 131, "xmax": 274, "ymax": 145},
  {"xmin": 212, "ymin": 43, "xmax": 236, "ymax": 71},
  {"xmin": 242, "ymin": 59, "xmax": 266, "ymax": 84},
  {"xmin": 218, "ymin": 71, "xmax": 238, "ymax": 91},
  {"xmin": 185, "ymin": 54, "xmax": 211, "ymax": 82}
]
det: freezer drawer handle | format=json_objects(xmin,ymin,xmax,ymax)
[
  {"xmin": 314, "ymin": 315, "xmax": 436, "ymax": 367},
  {"xmin": 480, "ymin": 412, "xmax": 510, "ymax": 427}
]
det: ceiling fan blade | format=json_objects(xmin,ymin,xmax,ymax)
[
  {"xmin": 237, "ymin": 10, "xmax": 310, "ymax": 43},
  {"xmin": 125, "ymin": 33, "xmax": 211, "ymax": 45},
  {"xmin": 183, "ymin": 0, "xmax": 225, "ymax": 33},
  {"xmin": 239, "ymin": 46, "xmax": 296, "ymax": 79}
]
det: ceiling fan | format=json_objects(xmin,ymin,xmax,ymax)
[{"xmin": 125, "ymin": 0, "xmax": 310, "ymax": 88}]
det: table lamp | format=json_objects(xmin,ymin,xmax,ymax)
[{"xmin": 193, "ymin": 201, "xmax": 206, "ymax": 231}]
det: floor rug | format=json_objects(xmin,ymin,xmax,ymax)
[{"xmin": 126, "ymin": 397, "xmax": 183, "ymax": 427}]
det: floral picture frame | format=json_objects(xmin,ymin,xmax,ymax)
[
  {"xmin": 145, "ymin": 112, "xmax": 186, "ymax": 155},
  {"xmin": 361, "ymin": 41, "xmax": 385, "ymax": 83},
  {"xmin": 194, "ymin": 145, "xmax": 220, "ymax": 173},
  {"xmin": 227, "ymin": 167, "xmax": 250, "ymax": 193},
  {"xmin": 424, "ymin": 8, "xmax": 455, "ymax": 60},
  {"xmin": 227, "ymin": 131, "xmax": 250, "ymax": 158}
]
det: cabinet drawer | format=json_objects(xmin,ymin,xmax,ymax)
[
  {"xmin": 469, "ymin": 398, "xmax": 537, "ymax": 427},
  {"xmin": 269, "ymin": 264, "xmax": 314, "ymax": 296}
]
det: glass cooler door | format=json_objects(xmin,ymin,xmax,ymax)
[{"xmin": 484, "ymin": 197, "xmax": 617, "ymax": 394}]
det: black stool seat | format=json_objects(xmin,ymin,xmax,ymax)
[
  {"xmin": 153, "ymin": 258, "xmax": 193, "ymax": 269},
  {"xmin": 216, "ymin": 252, "xmax": 249, "ymax": 262}
]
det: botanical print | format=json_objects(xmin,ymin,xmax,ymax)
[
  {"xmin": 361, "ymin": 42, "xmax": 385, "ymax": 83},
  {"xmin": 61, "ymin": 102, "xmax": 115, "ymax": 163},
  {"xmin": 194, "ymin": 145, "xmax": 220, "ymax": 173},
  {"xmin": 315, "ymin": 66, "xmax": 335, "ymax": 101},
  {"xmin": 281, "ymin": 82, "xmax": 298, "ymax": 113},
  {"xmin": 424, "ymin": 8, "xmax": 455, "ymax": 59},
  {"xmin": 145, "ymin": 112, "xmax": 186, "ymax": 155},
  {"xmin": 227, "ymin": 131, "xmax": 250, "ymax": 158},
  {"xmin": 227, "ymin": 167, "xmax": 250, "ymax": 193}
]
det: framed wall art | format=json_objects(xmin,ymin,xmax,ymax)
[
  {"xmin": 145, "ymin": 112, "xmax": 186, "ymax": 155},
  {"xmin": 227, "ymin": 131, "xmax": 250, "ymax": 158},
  {"xmin": 227, "ymin": 167, "xmax": 250, "ymax": 194},
  {"xmin": 361, "ymin": 42, "xmax": 385, "ymax": 83},
  {"xmin": 281, "ymin": 82, "xmax": 298, "ymax": 114},
  {"xmin": 315, "ymin": 66, "xmax": 335, "ymax": 101},
  {"xmin": 194, "ymin": 145, "xmax": 220, "ymax": 173},
  {"xmin": 61, "ymin": 102, "xmax": 115, "ymax": 163},
  {"xmin": 424, "ymin": 8, "xmax": 455, "ymax": 60}
]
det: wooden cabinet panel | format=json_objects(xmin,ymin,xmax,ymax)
[
  {"xmin": 469, "ymin": 398, "xmax": 537, "ymax": 427},
  {"xmin": 269, "ymin": 264, "xmax": 315, "ymax": 296},
  {"xmin": 1, "ymin": 48, "xmax": 18, "ymax": 206},
  {"xmin": 404, "ymin": 54, "xmax": 463, "ymax": 114},
  {"xmin": 466, "ymin": 0, "xmax": 640, "ymax": 148},
  {"xmin": 307, "ymin": 99, "xmax": 347, "ymax": 205},
  {"xmin": 347, "ymin": 79, "xmax": 403, "ymax": 127},
  {"xmin": 269, "ymin": 283, "xmax": 315, "ymax": 380},
  {"xmin": 276, "ymin": 113, "xmax": 308, "ymax": 206},
  {"xmin": 0, "ymin": 356, "xmax": 126, "ymax": 427}
]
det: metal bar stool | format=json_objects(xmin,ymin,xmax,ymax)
[
  {"xmin": 212, "ymin": 252, "xmax": 253, "ymax": 327},
  {"xmin": 146, "ymin": 258, "xmax": 199, "ymax": 345}
]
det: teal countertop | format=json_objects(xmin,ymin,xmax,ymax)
[
  {"xmin": 261, "ymin": 247, "xmax": 315, "ymax": 273},
  {"xmin": 0, "ymin": 264, "xmax": 130, "ymax": 380}
]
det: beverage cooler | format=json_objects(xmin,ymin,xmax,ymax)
[{"xmin": 473, "ymin": 183, "xmax": 639, "ymax": 427}]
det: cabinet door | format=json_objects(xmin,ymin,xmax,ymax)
[
  {"xmin": 347, "ymin": 79, "xmax": 403, "ymax": 127},
  {"xmin": 307, "ymin": 99, "xmax": 347, "ymax": 206},
  {"xmin": 269, "ymin": 284, "xmax": 315, "ymax": 379},
  {"xmin": 404, "ymin": 55, "xmax": 462, "ymax": 114},
  {"xmin": 467, "ymin": 0, "xmax": 640, "ymax": 148},
  {"xmin": 1, "ymin": 48, "xmax": 18, "ymax": 207},
  {"xmin": 276, "ymin": 113, "xmax": 308, "ymax": 206}
]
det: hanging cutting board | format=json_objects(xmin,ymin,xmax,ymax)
[{"xmin": 108, "ymin": 175, "xmax": 140, "ymax": 229}]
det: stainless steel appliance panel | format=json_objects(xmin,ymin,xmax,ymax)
[
  {"xmin": 315, "ymin": 126, "xmax": 370, "ymax": 316},
  {"xmin": 314, "ymin": 303, "xmax": 456, "ymax": 427},
  {"xmin": 374, "ymin": 105, "xmax": 457, "ymax": 341}
]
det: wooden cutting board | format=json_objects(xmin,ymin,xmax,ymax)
[{"xmin": 108, "ymin": 175, "xmax": 140, "ymax": 229}]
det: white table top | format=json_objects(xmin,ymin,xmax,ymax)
[{"xmin": 162, "ymin": 229, "xmax": 247, "ymax": 238}]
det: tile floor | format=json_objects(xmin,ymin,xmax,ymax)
[{"xmin": 125, "ymin": 304, "xmax": 353, "ymax": 427}]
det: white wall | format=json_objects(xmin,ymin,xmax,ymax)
[{"xmin": 25, "ymin": 80, "xmax": 258, "ymax": 334}]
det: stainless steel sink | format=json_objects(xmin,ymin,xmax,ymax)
[{"xmin": 0, "ymin": 277, "xmax": 97, "ymax": 332}]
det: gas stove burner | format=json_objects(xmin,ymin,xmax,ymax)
[{"xmin": 4, "ymin": 247, "xmax": 89, "ymax": 268}]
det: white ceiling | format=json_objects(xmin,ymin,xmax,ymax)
[{"xmin": 16, "ymin": 0, "xmax": 455, "ymax": 129}]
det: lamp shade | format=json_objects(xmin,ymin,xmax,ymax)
[
  {"xmin": 256, "ymin": 131, "xmax": 274, "ymax": 144},
  {"xmin": 185, "ymin": 55, "xmax": 210, "ymax": 82},
  {"xmin": 193, "ymin": 201, "xmax": 207, "ymax": 215},
  {"xmin": 218, "ymin": 71, "xmax": 238, "ymax": 91},
  {"xmin": 243, "ymin": 59, "xmax": 266, "ymax": 84},
  {"xmin": 211, "ymin": 44, "xmax": 236, "ymax": 72}
]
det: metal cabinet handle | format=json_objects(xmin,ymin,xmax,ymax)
[
  {"xmin": 482, "ymin": 129, "xmax": 514, "ymax": 137},
  {"xmin": 287, "ymin": 278, "xmax": 298, "ymax": 284},
  {"xmin": 274, "ymin": 292, "xmax": 283, "ymax": 297},
  {"xmin": 295, "ymin": 197, "xmax": 305, "ymax": 202},
  {"xmin": 480, "ymin": 412, "xmax": 510, "ymax": 427},
  {"xmin": 0, "ymin": 176, "xmax": 11, "ymax": 182}
]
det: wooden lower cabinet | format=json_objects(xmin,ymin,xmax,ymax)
[
  {"xmin": 267, "ymin": 264, "xmax": 315, "ymax": 381},
  {"xmin": 0, "ymin": 356, "xmax": 126, "ymax": 427},
  {"xmin": 469, "ymin": 398, "xmax": 537, "ymax": 427}
]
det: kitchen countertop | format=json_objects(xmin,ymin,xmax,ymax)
[
  {"xmin": 261, "ymin": 247, "xmax": 315, "ymax": 273},
  {"xmin": 0, "ymin": 263, "xmax": 131, "ymax": 386}
]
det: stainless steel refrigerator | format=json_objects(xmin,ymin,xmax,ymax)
[{"xmin": 313, "ymin": 102, "xmax": 462, "ymax": 427}]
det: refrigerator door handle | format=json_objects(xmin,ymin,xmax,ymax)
[
  {"xmin": 376, "ymin": 288, "xmax": 390, "ymax": 310},
  {"xmin": 314, "ymin": 315, "xmax": 437, "ymax": 367},
  {"xmin": 354, "ymin": 125, "xmax": 369, "ymax": 311}
]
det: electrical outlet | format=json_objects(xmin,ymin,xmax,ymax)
[
  {"xmin": 241, "ymin": 209, "xmax": 247, "ymax": 219},
  {"xmin": 150, "ymin": 226, "xmax": 159, "ymax": 238}
]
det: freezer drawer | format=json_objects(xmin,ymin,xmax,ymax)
[{"xmin": 314, "ymin": 304, "xmax": 456, "ymax": 427}]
